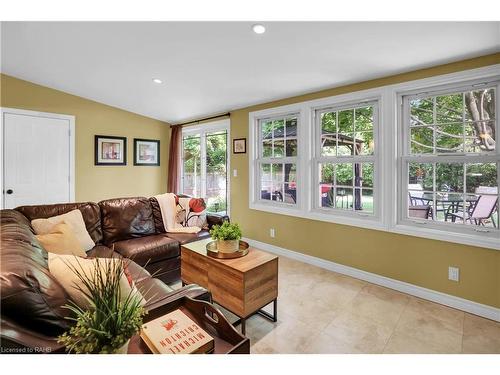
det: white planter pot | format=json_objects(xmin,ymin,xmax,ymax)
[
  {"xmin": 114, "ymin": 339, "xmax": 130, "ymax": 354},
  {"xmin": 217, "ymin": 239, "xmax": 239, "ymax": 253}
]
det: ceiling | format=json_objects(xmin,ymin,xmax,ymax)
[{"xmin": 1, "ymin": 22, "xmax": 499, "ymax": 124}]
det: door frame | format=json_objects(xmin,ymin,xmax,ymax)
[
  {"xmin": 180, "ymin": 119, "xmax": 231, "ymax": 216},
  {"xmin": 0, "ymin": 107, "xmax": 76, "ymax": 209}
]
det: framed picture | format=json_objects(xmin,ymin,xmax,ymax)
[
  {"xmin": 233, "ymin": 138, "xmax": 246, "ymax": 154},
  {"xmin": 134, "ymin": 138, "xmax": 160, "ymax": 166},
  {"xmin": 95, "ymin": 135, "xmax": 127, "ymax": 165}
]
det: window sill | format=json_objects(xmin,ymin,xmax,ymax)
[
  {"xmin": 391, "ymin": 223, "xmax": 500, "ymax": 250},
  {"xmin": 249, "ymin": 201, "xmax": 385, "ymax": 231},
  {"xmin": 248, "ymin": 201, "xmax": 499, "ymax": 250}
]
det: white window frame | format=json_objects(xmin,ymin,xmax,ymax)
[
  {"xmin": 255, "ymin": 112, "xmax": 301, "ymax": 209},
  {"xmin": 248, "ymin": 64, "xmax": 500, "ymax": 250},
  {"xmin": 397, "ymin": 79, "xmax": 499, "ymax": 238},
  {"xmin": 249, "ymin": 90, "xmax": 386, "ymax": 230},
  {"xmin": 311, "ymin": 98, "xmax": 381, "ymax": 222},
  {"xmin": 180, "ymin": 119, "xmax": 230, "ymax": 215}
]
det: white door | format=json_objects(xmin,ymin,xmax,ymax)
[{"xmin": 3, "ymin": 111, "xmax": 73, "ymax": 209}]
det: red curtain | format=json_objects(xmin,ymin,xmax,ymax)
[{"xmin": 167, "ymin": 125, "xmax": 181, "ymax": 193}]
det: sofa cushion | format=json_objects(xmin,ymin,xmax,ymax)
[
  {"xmin": 48, "ymin": 253, "xmax": 146, "ymax": 309},
  {"xmin": 16, "ymin": 202, "xmax": 103, "ymax": 244},
  {"xmin": 35, "ymin": 222, "xmax": 87, "ymax": 257},
  {"xmin": 99, "ymin": 197, "xmax": 155, "ymax": 245},
  {"xmin": 87, "ymin": 244, "xmax": 122, "ymax": 259},
  {"xmin": 31, "ymin": 209, "xmax": 95, "ymax": 251},
  {"xmin": 144, "ymin": 257, "xmax": 181, "ymax": 284},
  {"xmin": 112, "ymin": 234, "xmax": 179, "ymax": 266},
  {"xmin": 165, "ymin": 230, "xmax": 210, "ymax": 245}
]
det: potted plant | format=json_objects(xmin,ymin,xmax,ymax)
[
  {"xmin": 57, "ymin": 258, "xmax": 146, "ymax": 354},
  {"xmin": 209, "ymin": 221, "xmax": 242, "ymax": 253}
]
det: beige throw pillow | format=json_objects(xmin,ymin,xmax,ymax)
[
  {"xmin": 36, "ymin": 222, "xmax": 87, "ymax": 257},
  {"xmin": 48, "ymin": 253, "xmax": 146, "ymax": 309},
  {"xmin": 32, "ymin": 209, "xmax": 95, "ymax": 251}
]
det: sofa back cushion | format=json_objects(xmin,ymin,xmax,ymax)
[
  {"xmin": 16, "ymin": 202, "xmax": 103, "ymax": 244},
  {"xmin": 99, "ymin": 197, "xmax": 155, "ymax": 245},
  {"xmin": 0, "ymin": 209, "xmax": 70, "ymax": 336}
]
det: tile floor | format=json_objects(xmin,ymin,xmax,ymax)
[{"xmin": 208, "ymin": 255, "xmax": 500, "ymax": 354}]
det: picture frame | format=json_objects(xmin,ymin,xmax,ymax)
[
  {"xmin": 233, "ymin": 138, "xmax": 246, "ymax": 154},
  {"xmin": 134, "ymin": 138, "xmax": 160, "ymax": 166},
  {"xmin": 95, "ymin": 135, "xmax": 127, "ymax": 165}
]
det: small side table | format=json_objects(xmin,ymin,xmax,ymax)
[{"xmin": 180, "ymin": 239, "xmax": 278, "ymax": 335}]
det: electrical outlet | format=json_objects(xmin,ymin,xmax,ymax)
[
  {"xmin": 270, "ymin": 228, "xmax": 275, "ymax": 238},
  {"xmin": 448, "ymin": 266, "xmax": 460, "ymax": 282},
  {"xmin": 233, "ymin": 169, "xmax": 238, "ymax": 177}
]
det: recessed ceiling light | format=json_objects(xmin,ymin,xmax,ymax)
[
  {"xmin": 252, "ymin": 24, "xmax": 266, "ymax": 34},
  {"xmin": 152, "ymin": 78, "xmax": 163, "ymax": 84}
]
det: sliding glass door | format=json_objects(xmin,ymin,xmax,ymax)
[{"xmin": 181, "ymin": 121, "xmax": 229, "ymax": 214}]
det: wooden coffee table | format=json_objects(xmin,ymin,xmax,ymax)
[{"xmin": 180, "ymin": 238, "xmax": 278, "ymax": 335}]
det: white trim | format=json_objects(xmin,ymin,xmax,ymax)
[
  {"xmin": 0, "ymin": 107, "xmax": 76, "ymax": 209},
  {"xmin": 243, "ymin": 237, "xmax": 500, "ymax": 322},
  {"xmin": 247, "ymin": 64, "xmax": 500, "ymax": 250}
]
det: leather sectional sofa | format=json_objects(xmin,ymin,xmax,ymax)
[
  {"xmin": 0, "ymin": 196, "xmax": 228, "ymax": 351},
  {"xmin": 15, "ymin": 196, "xmax": 228, "ymax": 284}
]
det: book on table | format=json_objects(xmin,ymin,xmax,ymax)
[{"xmin": 140, "ymin": 309, "xmax": 214, "ymax": 354}]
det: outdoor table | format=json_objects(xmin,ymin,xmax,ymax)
[{"xmin": 411, "ymin": 192, "xmax": 478, "ymax": 221}]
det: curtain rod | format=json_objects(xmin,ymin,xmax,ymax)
[{"xmin": 172, "ymin": 112, "xmax": 230, "ymax": 127}]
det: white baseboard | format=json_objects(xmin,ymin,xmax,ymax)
[{"xmin": 243, "ymin": 237, "xmax": 500, "ymax": 322}]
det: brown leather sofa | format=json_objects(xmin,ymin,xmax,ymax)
[
  {"xmin": 14, "ymin": 196, "xmax": 228, "ymax": 284},
  {"xmin": 0, "ymin": 209, "xmax": 210, "ymax": 352}
]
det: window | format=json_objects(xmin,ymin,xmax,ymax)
[
  {"xmin": 181, "ymin": 120, "xmax": 229, "ymax": 214},
  {"xmin": 314, "ymin": 102, "xmax": 377, "ymax": 215},
  {"xmin": 249, "ymin": 65, "xmax": 499, "ymax": 249},
  {"xmin": 257, "ymin": 114, "xmax": 298, "ymax": 205},
  {"xmin": 401, "ymin": 82, "xmax": 499, "ymax": 237}
]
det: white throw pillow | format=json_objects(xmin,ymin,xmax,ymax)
[
  {"xmin": 48, "ymin": 253, "xmax": 146, "ymax": 309},
  {"xmin": 32, "ymin": 209, "xmax": 95, "ymax": 251}
]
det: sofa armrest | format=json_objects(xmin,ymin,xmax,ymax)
[
  {"xmin": 207, "ymin": 214, "xmax": 229, "ymax": 229},
  {"xmin": 144, "ymin": 283, "xmax": 211, "ymax": 312},
  {"xmin": 1, "ymin": 284, "xmax": 210, "ymax": 353},
  {"xmin": 0, "ymin": 318, "xmax": 65, "ymax": 353}
]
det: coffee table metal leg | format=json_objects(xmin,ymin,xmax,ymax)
[
  {"xmin": 241, "ymin": 318, "xmax": 246, "ymax": 335},
  {"xmin": 224, "ymin": 298, "xmax": 277, "ymax": 335},
  {"xmin": 256, "ymin": 298, "xmax": 277, "ymax": 322}
]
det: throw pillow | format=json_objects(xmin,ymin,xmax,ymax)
[
  {"xmin": 32, "ymin": 209, "xmax": 95, "ymax": 251},
  {"xmin": 36, "ymin": 222, "xmax": 87, "ymax": 257},
  {"xmin": 48, "ymin": 253, "xmax": 146, "ymax": 309},
  {"xmin": 175, "ymin": 196, "xmax": 208, "ymax": 229}
]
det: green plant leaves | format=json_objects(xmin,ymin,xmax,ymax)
[{"xmin": 209, "ymin": 221, "xmax": 242, "ymax": 241}]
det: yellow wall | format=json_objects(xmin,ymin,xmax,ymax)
[
  {"xmin": 230, "ymin": 53, "xmax": 500, "ymax": 308},
  {"xmin": 1, "ymin": 74, "xmax": 171, "ymax": 202}
]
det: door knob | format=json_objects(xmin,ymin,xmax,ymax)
[{"xmin": 6, "ymin": 189, "xmax": 13, "ymax": 194}]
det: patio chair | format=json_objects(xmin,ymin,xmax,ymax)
[
  {"xmin": 408, "ymin": 184, "xmax": 427, "ymax": 205},
  {"xmin": 448, "ymin": 194, "xmax": 498, "ymax": 228},
  {"xmin": 475, "ymin": 186, "xmax": 498, "ymax": 195},
  {"xmin": 409, "ymin": 205, "xmax": 431, "ymax": 219}
]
